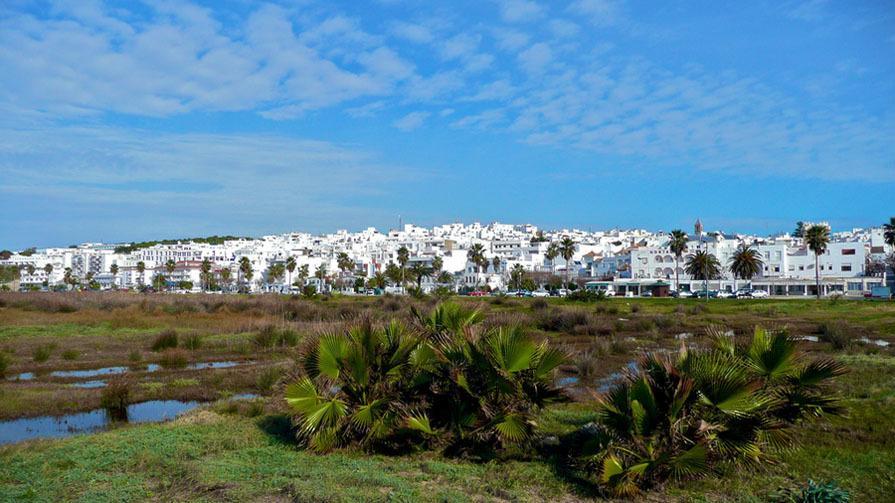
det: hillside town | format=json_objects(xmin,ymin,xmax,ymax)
[{"xmin": 2, "ymin": 220, "xmax": 893, "ymax": 298}]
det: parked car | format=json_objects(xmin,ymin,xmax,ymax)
[
  {"xmin": 531, "ymin": 290, "xmax": 550, "ymax": 297},
  {"xmin": 716, "ymin": 291, "xmax": 734, "ymax": 299},
  {"xmin": 693, "ymin": 290, "xmax": 719, "ymax": 299},
  {"xmin": 641, "ymin": 290, "xmax": 653, "ymax": 297},
  {"xmin": 671, "ymin": 290, "xmax": 694, "ymax": 298},
  {"xmin": 749, "ymin": 289, "xmax": 769, "ymax": 298},
  {"xmin": 467, "ymin": 290, "xmax": 488, "ymax": 297}
]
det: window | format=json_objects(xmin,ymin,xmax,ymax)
[
  {"xmin": 841, "ymin": 249, "xmax": 855, "ymax": 255},
  {"xmin": 774, "ymin": 266, "xmax": 780, "ymax": 273},
  {"xmin": 847, "ymin": 282, "xmax": 862, "ymax": 291},
  {"xmin": 841, "ymin": 264, "xmax": 852, "ymax": 272}
]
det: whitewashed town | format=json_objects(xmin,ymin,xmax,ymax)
[{"xmin": 2, "ymin": 219, "xmax": 893, "ymax": 299}]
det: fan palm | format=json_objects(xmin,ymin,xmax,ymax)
[
  {"xmin": 238, "ymin": 257, "xmax": 253, "ymax": 292},
  {"xmin": 668, "ymin": 230, "xmax": 688, "ymax": 292},
  {"xmin": 136, "ymin": 261, "xmax": 145, "ymax": 288},
  {"xmin": 286, "ymin": 320, "xmax": 431, "ymax": 452},
  {"xmin": 804, "ymin": 224, "xmax": 830, "ymax": 299},
  {"xmin": 729, "ymin": 243, "xmax": 764, "ymax": 291},
  {"xmin": 591, "ymin": 326, "xmax": 845, "ymax": 496},
  {"xmin": 545, "ymin": 242, "xmax": 560, "ymax": 276},
  {"xmin": 413, "ymin": 303, "xmax": 566, "ymax": 451}
]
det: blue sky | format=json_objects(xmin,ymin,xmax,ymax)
[{"xmin": 1, "ymin": 0, "xmax": 893, "ymax": 249}]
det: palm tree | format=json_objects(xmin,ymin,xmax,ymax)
[
  {"xmin": 63, "ymin": 267, "xmax": 73, "ymax": 290},
  {"xmin": 26, "ymin": 264, "xmax": 35, "ymax": 276},
  {"xmin": 286, "ymin": 256, "xmax": 297, "ymax": 288},
  {"xmin": 467, "ymin": 243, "xmax": 486, "ymax": 290},
  {"xmin": 559, "ymin": 237, "xmax": 576, "ymax": 286},
  {"xmin": 297, "ymin": 264, "xmax": 310, "ymax": 287},
  {"xmin": 199, "ymin": 259, "xmax": 211, "ymax": 291},
  {"xmin": 668, "ymin": 230, "xmax": 688, "ymax": 292},
  {"xmin": 491, "ymin": 256, "xmax": 501, "ymax": 275},
  {"xmin": 793, "ymin": 221, "xmax": 806, "ymax": 238},
  {"xmin": 592, "ymin": 326, "xmax": 844, "ymax": 496},
  {"xmin": 110, "ymin": 263, "xmax": 119, "ymax": 289},
  {"xmin": 805, "ymin": 224, "xmax": 831, "ymax": 299},
  {"xmin": 219, "ymin": 267, "xmax": 232, "ymax": 292},
  {"xmin": 431, "ymin": 256, "xmax": 443, "ymax": 276},
  {"xmin": 136, "ymin": 261, "xmax": 146, "ymax": 288},
  {"xmin": 509, "ymin": 264, "xmax": 526, "ymax": 290},
  {"xmin": 368, "ymin": 271, "xmax": 388, "ymax": 290},
  {"xmin": 545, "ymin": 242, "xmax": 560, "ymax": 275},
  {"xmin": 238, "ymin": 256, "xmax": 253, "ymax": 292},
  {"xmin": 337, "ymin": 252, "xmax": 354, "ymax": 289},
  {"xmin": 266, "ymin": 263, "xmax": 285, "ymax": 291},
  {"xmin": 883, "ymin": 217, "xmax": 895, "ymax": 248},
  {"xmin": 412, "ymin": 303, "xmax": 566, "ymax": 450},
  {"xmin": 43, "ymin": 263, "xmax": 53, "ymax": 277},
  {"xmin": 684, "ymin": 250, "xmax": 721, "ymax": 297},
  {"xmin": 164, "ymin": 259, "xmax": 176, "ymax": 292},
  {"xmin": 286, "ymin": 320, "xmax": 432, "ymax": 452},
  {"xmin": 396, "ymin": 246, "xmax": 410, "ymax": 288},
  {"xmin": 315, "ymin": 264, "xmax": 328, "ymax": 292},
  {"xmin": 728, "ymin": 243, "xmax": 764, "ymax": 292},
  {"xmin": 437, "ymin": 271, "xmax": 453, "ymax": 286},
  {"xmin": 409, "ymin": 262, "xmax": 433, "ymax": 290}
]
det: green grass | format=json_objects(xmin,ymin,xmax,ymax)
[
  {"xmin": 0, "ymin": 415, "xmax": 574, "ymax": 502},
  {"xmin": 2, "ymin": 352, "xmax": 891, "ymax": 501}
]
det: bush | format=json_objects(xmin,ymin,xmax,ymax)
[
  {"xmin": 531, "ymin": 298, "xmax": 549, "ymax": 310},
  {"xmin": 151, "ymin": 329, "xmax": 178, "ymax": 351},
  {"xmin": 182, "ymin": 334, "xmax": 202, "ymax": 351},
  {"xmin": 158, "ymin": 348, "xmax": 188, "ymax": 368},
  {"xmin": 32, "ymin": 345, "xmax": 53, "ymax": 362},
  {"xmin": 819, "ymin": 322, "xmax": 853, "ymax": 350},
  {"xmin": 537, "ymin": 309, "xmax": 589, "ymax": 333},
  {"xmin": 629, "ymin": 303, "xmax": 641, "ymax": 313},
  {"xmin": 585, "ymin": 327, "xmax": 846, "ymax": 496},
  {"xmin": 128, "ymin": 350, "xmax": 143, "ymax": 363},
  {"xmin": 61, "ymin": 349, "xmax": 79, "ymax": 360},
  {"xmin": 254, "ymin": 325, "xmax": 300, "ymax": 348},
  {"xmin": 567, "ymin": 289, "xmax": 604, "ymax": 302},
  {"xmin": 286, "ymin": 305, "xmax": 567, "ymax": 454},
  {"xmin": 0, "ymin": 352, "xmax": 9, "ymax": 377},
  {"xmin": 100, "ymin": 379, "xmax": 131, "ymax": 419},
  {"xmin": 772, "ymin": 480, "xmax": 850, "ymax": 503},
  {"xmin": 256, "ymin": 366, "xmax": 283, "ymax": 392}
]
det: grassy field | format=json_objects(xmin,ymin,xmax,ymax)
[{"xmin": 1, "ymin": 292, "xmax": 893, "ymax": 501}]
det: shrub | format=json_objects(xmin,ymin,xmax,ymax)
[
  {"xmin": 629, "ymin": 303, "xmax": 641, "ymax": 314},
  {"xmin": 567, "ymin": 289, "xmax": 604, "ymax": 302},
  {"xmin": 158, "ymin": 348, "xmax": 188, "ymax": 368},
  {"xmin": 287, "ymin": 304, "xmax": 567, "ymax": 454},
  {"xmin": 182, "ymin": 334, "xmax": 202, "ymax": 351},
  {"xmin": 585, "ymin": 327, "xmax": 846, "ymax": 496},
  {"xmin": 32, "ymin": 345, "xmax": 53, "ymax": 362},
  {"xmin": 772, "ymin": 480, "xmax": 850, "ymax": 503},
  {"xmin": 819, "ymin": 322, "xmax": 853, "ymax": 350},
  {"xmin": 256, "ymin": 366, "xmax": 283, "ymax": 392},
  {"xmin": 537, "ymin": 309, "xmax": 589, "ymax": 333},
  {"xmin": 151, "ymin": 329, "xmax": 178, "ymax": 351},
  {"xmin": 61, "ymin": 349, "xmax": 79, "ymax": 360},
  {"xmin": 100, "ymin": 379, "xmax": 131, "ymax": 419},
  {"xmin": 128, "ymin": 350, "xmax": 143, "ymax": 363},
  {"xmin": 254, "ymin": 325, "xmax": 300, "ymax": 348},
  {"xmin": 0, "ymin": 352, "xmax": 9, "ymax": 377},
  {"xmin": 531, "ymin": 298, "xmax": 549, "ymax": 310}
]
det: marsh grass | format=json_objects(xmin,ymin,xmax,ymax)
[
  {"xmin": 32, "ymin": 344, "xmax": 53, "ymax": 362},
  {"xmin": 151, "ymin": 330, "xmax": 179, "ymax": 351}
]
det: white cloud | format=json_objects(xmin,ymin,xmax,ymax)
[
  {"xmin": 492, "ymin": 28, "xmax": 530, "ymax": 52},
  {"xmin": 440, "ymin": 33, "xmax": 481, "ymax": 60},
  {"xmin": 495, "ymin": 0, "xmax": 545, "ymax": 23},
  {"xmin": 518, "ymin": 43, "xmax": 553, "ymax": 74},
  {"xmin": 393, "ymin": 111, "xmax": 430, "ymax": 131},
  {"xmin": 389, "ymin": 20, "xmax": 434, "ymax": 44},
  {"xmin": 570, "ymin": 0, "xmax": 623, "ymax": 26},
  {"xmin": 548, "ymin": 19, "xmax": 581, "ymax": 38}
]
